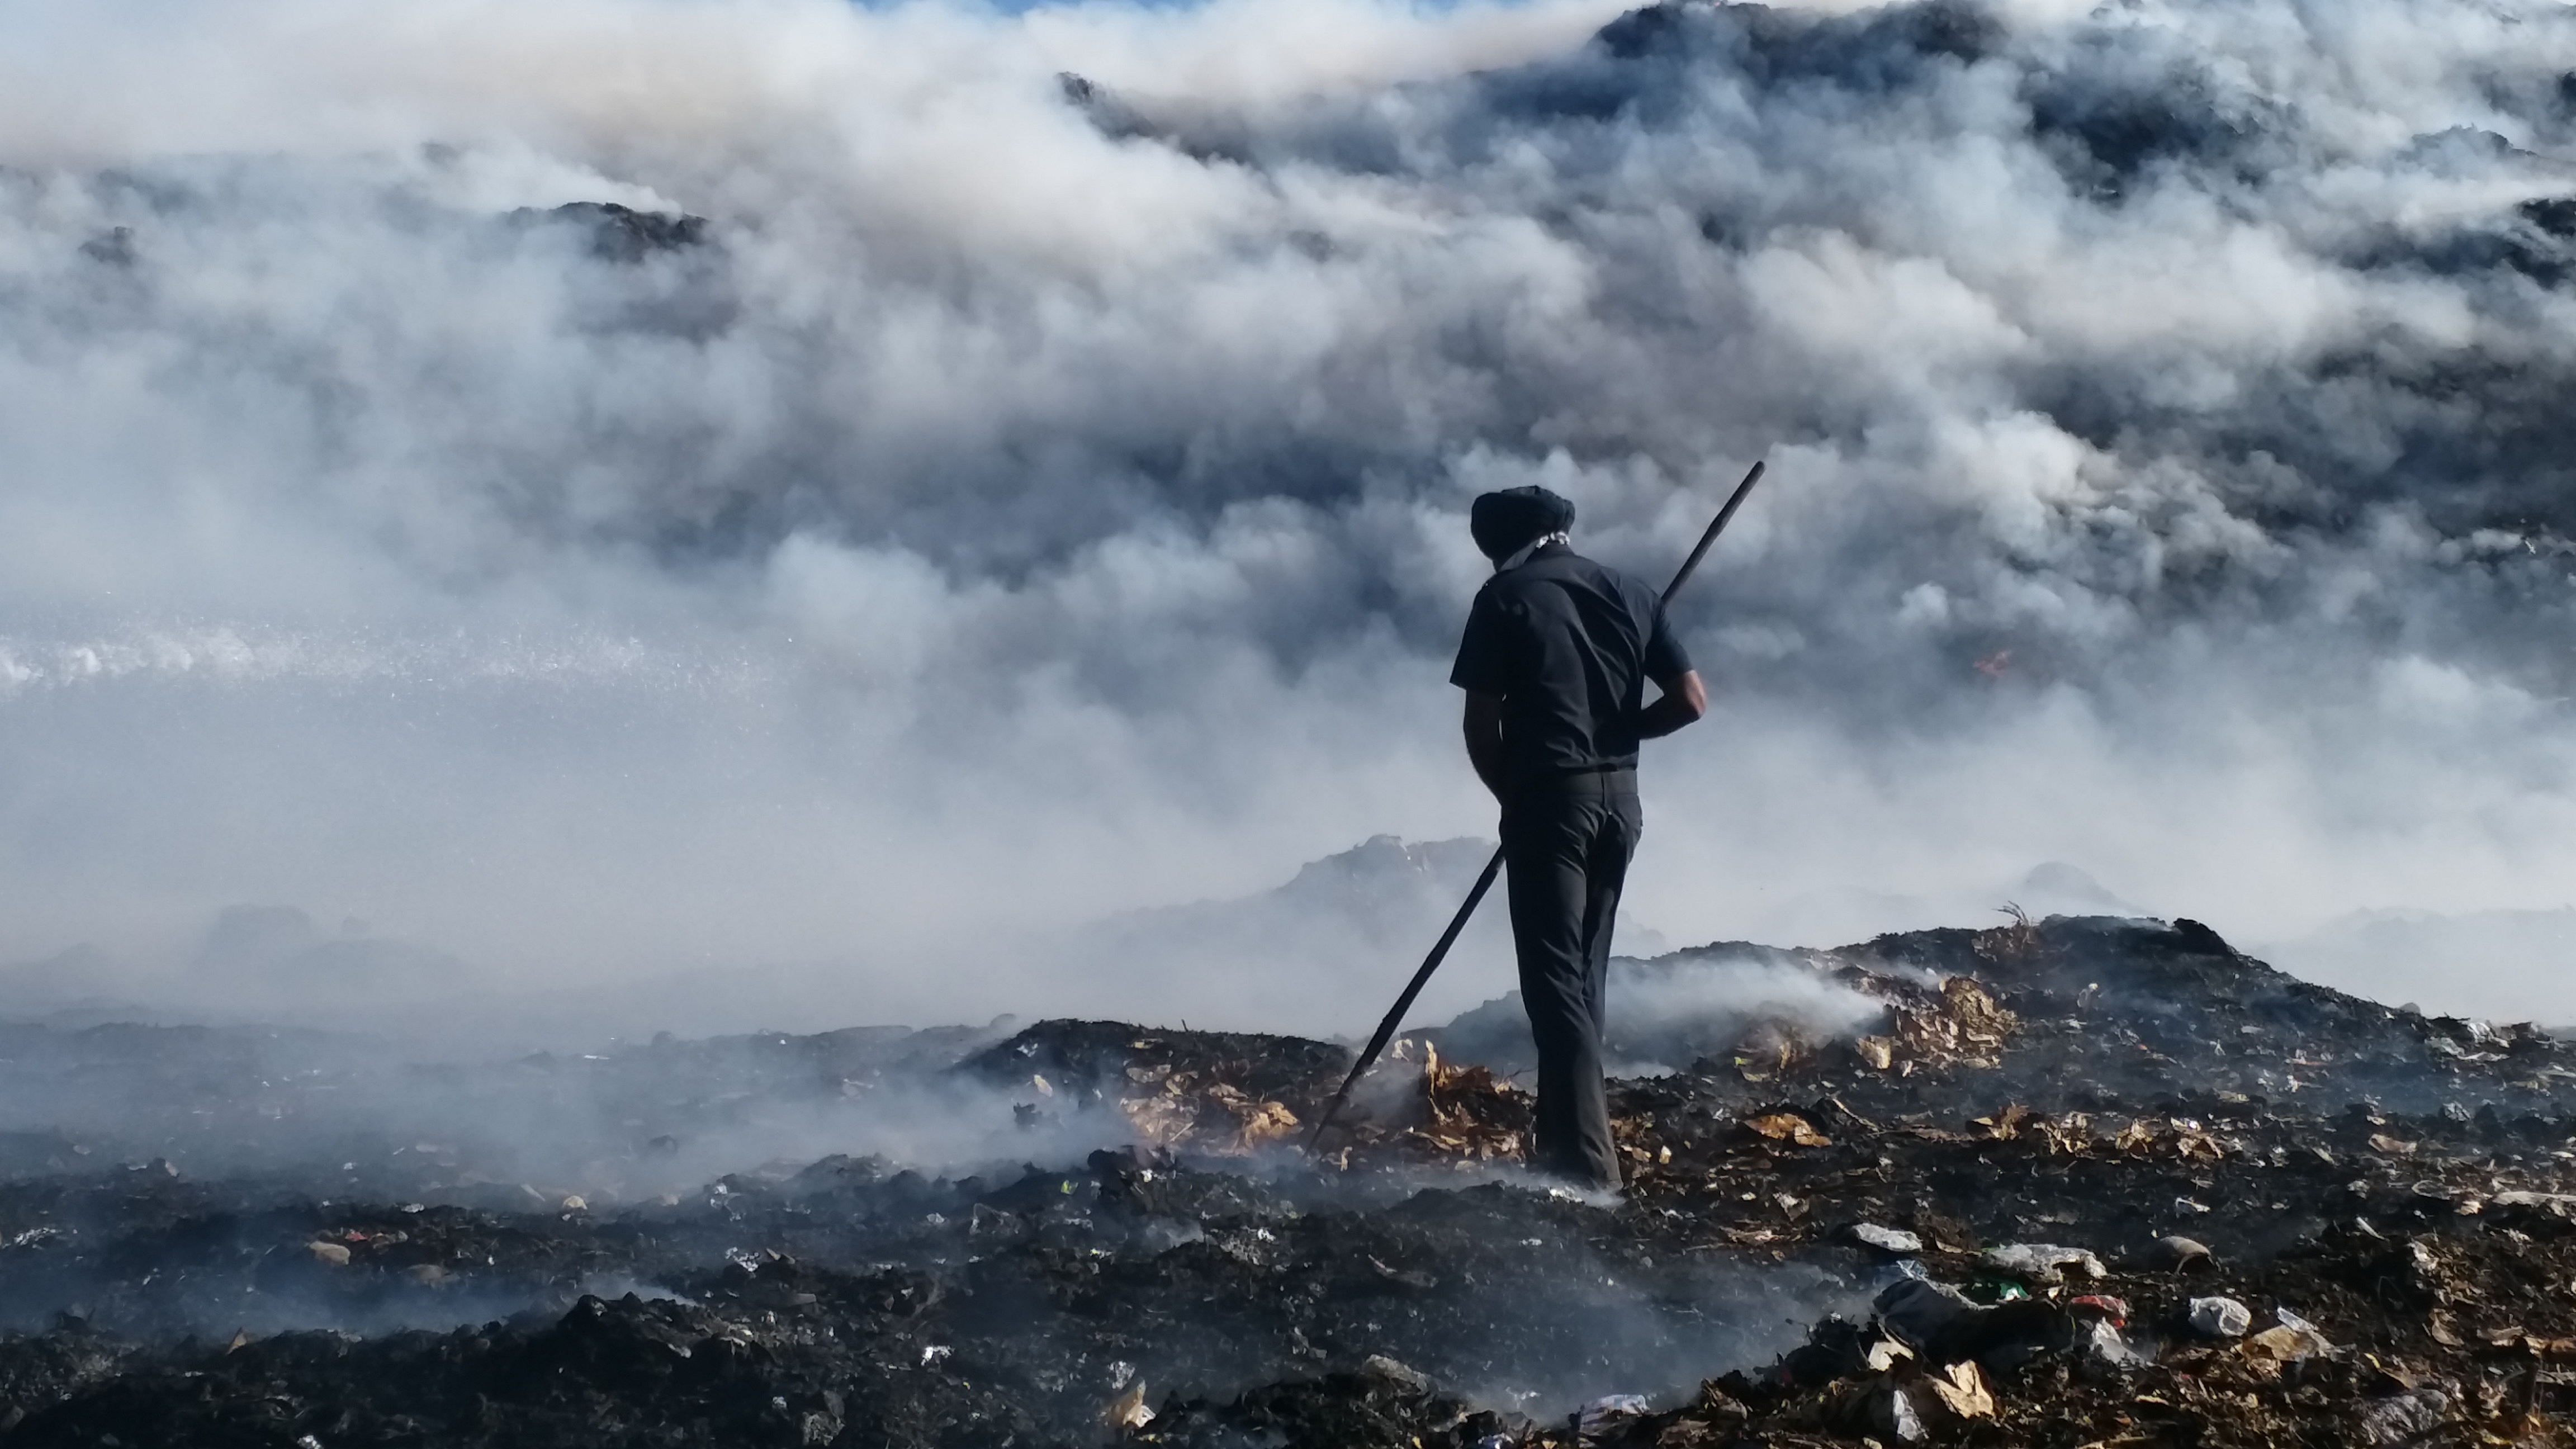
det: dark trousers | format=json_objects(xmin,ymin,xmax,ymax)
[{"xmin": 1502, "ymin": 769, "xmax": 1641, "ymax": 1190}]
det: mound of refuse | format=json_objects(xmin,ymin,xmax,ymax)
[{"xmin": 0, "ymin": 914, "xmax": 2573, "ymax": 1446}]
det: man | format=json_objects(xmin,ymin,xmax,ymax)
[{"xmin": 1449, "ymin": 485, "xmax": 1707, "ymax": 1192}]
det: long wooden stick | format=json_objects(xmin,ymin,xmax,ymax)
[{"xmin": 1306, "ymin": 458, "xmax": 1768, "ymax": 1149}]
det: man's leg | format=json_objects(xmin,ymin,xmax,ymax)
[
  {"xmin": 1578, "ymin": 780, "xmax": 1644, "ymax": 1040},
  {"xmin": 1504, "ymin": 777, "xmax": 1621, "ymax": 1190},
  {"xmin": 1563, "ymin": 777, "xmax": 1640, "ymax": 1187}
]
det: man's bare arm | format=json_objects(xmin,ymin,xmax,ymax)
[
  {"xmin": 1462, "ymin": 692, "xmax": 1510, "ymax": 802},
  {"xmin": 1636, "ymin": 669, "xmax": 1707, "ymax": 740}
]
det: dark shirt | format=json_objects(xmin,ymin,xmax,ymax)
[{"xmin": 1448, "ymin": 543, "xmax": 1692, "ymax": 783}]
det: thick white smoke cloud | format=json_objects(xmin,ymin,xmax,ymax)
[{"xmin": 3, "ymin": 0, "xmax": 2575, "ymax": 1034}]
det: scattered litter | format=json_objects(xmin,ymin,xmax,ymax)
[
  {"xmin": 1877, "ymin": 1277, "xmax": 1976, "ymax": 1349},
  {"xmin": 1874, "ymin": 1277, "xmax": 2068, "ymax": 1365},
  {"xmin": 1573, "ymin": 1393, "xmax": 1650, "ymax": 1439},
  {"xmin": 1981, "ymin": 1243, "xmax": 2106, "ymax": 1283},
  {"xmin": 1868, "ymin": 1383, "xmax": 1926, "ymax": 1443},
  {"xmin": 1746, "ymin": 1113, "xmax": 1831, "ymax": 1147},
  {"xmin": 1846, "ymin": 1223, "xmax": 1922, "ymax": 1254},
  {"xmin": 2083, "ymin": 1318, "xmax": 2154, "ymax": 1367},
  {"xmin": 1926, "ymin": 1360, "xmax": 1993, "ymax": 1419},
  {"xmin": 2241, "ymin": 1314, "xmax": 2335, "ymax": 1364},
  {"xmin": 2187, "ymin": 1296, "xmax": 2252, "ymax": 1338},
  {"xmin": 1361, "ymin": 1355, "xmax": 1428, "ymax": 1391},
  {"xmin": 1102, "ymin": 1385, "xmax": 1154, "ymax": 1431},
  {"xmin": 2068, "ymin": 1294, "xmax": 2130, "ymax": 1324},
  {"xmin": 2357, "ymin": 1390, "xmax": 2448, "ymax": 1446},
  {"xmin": 4, "ymin": 915, "xmax": 2576, "ymax": 1449}
]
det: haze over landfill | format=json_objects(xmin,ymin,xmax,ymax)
[
  {"xmin": 10, "ymin": 2, "xmax": 2576, "ymax": 1447},
  {"xmin": 6, "ymin": 0, "xmax": 2576, "ymax": 1034}
]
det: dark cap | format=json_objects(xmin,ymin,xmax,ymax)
[{"xmin": 1470, "ymin": 486, "xmax": 1576, "ymax": 562}]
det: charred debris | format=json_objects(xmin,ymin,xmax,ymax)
[{"xmin": 7, "ymin": 916, "xmax": 2576, "ymax": 1446}]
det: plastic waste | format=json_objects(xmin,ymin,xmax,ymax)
[
  {"xmin": 1982, "ymin": 1243, "xmax": 2107, "ymax": 1283},
  {"xmin": 2241, "ymin": 1308, "xmax": 2337, "ymax": 1363},
  {"xmin": 2357, "ymin": 1390, "xmax": 2448, "ymax": 1446},
  {"xmin": 1876, "ymin": 1277, "xmax": 1975, "ymax": 1349},
  {"xmin": 2083, "ymin": 1318, "xmax": 2154, "ymax": 1367},
  {"xmin": 1574, "ymin": 1394, "xmax": 1651, "ymax": 1441},
  {"xmin": 2187, "ymin": 1296, "xmax": 2252, "ymax": 1338},
  {"xmin": 2069, "ymin": 1294, "xmax": 2130, "ymax": 1324},
  {"xmin": 2241, "ymin": 1323, "xmax": 2327, "ymax": 1362},
  {"xmin": 1874, "ymin": 1385, "xmax": 1926, "ymax": 1443},
  {"xmin": 1875, "ymin": 1277, "xmax": 2070, "ymax": 1366},
  {"xmin": 1361, "ymin": 1356, "xmax": 1428, "ymax": 1391},
  {"xmin": 1848, "ymin": 1223, "xmax": 1923, "ymax": 1254},
  {"xmin": 1102, "ymin": 1385, "xmax": 1154, "ymax": 1430}
]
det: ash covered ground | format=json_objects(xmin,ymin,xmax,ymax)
[
  {"xmin": 13, "ymin": 0, "xmax": 2576, "ymax": 1442},
  {"xmin": 6, "ymin": 915, "xmax": 2576, "ymax": 1447}
]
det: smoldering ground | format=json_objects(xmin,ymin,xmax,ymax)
[
  {"xmin": 1432, "ymin": 946, "xmax": 1892, "ymax": 1078},
  {"xmin": 4, "ymin": 0, "xmax": 2576, "ymax": 1031},
  {"xmin": 0, "ymin": 1005, "xmax": 1883, "ymax": 1417}
]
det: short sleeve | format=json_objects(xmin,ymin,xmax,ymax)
[
  {"xmin": 1641, "ymin": 597, "xmax": 1692, "ymax": 683},
  {"xmin": 1448, "ymin": 588, "xmax": 1512, "ymax": 694}
]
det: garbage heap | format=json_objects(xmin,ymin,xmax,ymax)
[{"xmin": 3, "ymin": 915, "xmax": 2576, "ymax": 1448}]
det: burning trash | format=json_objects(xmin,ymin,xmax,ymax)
[{"xmin": 0, "ymin": 916, "xmax": 2571, "ymax": 1447}]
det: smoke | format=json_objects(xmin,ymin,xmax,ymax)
[
  {"xmin": 1434, "ymin": 948, "xmax": 1888, "ymax": 1076},
  {"xmin": 4, "ymin": 0, "xmax": 2576, "ymax": 1030},
  {"xmin": 1611, "ymin": 953, "xmax": 1885, "ymax": 1067}
]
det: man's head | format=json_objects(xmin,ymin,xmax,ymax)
[{"xmin": 1470, "ymin": 486, "xmax": 1576, "ymax": 566}]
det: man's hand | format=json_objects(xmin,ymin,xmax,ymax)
[
  {"xmin": 1462, "ymin": 692, "xmax": 1510, "ymax": 803},
  {"xmin": 1636, "ymin": 670, "xmax": 1707, "ymax": 740}
]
